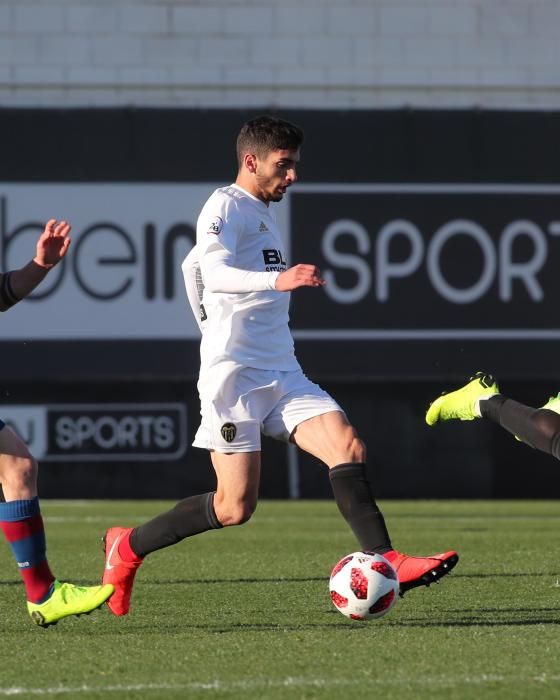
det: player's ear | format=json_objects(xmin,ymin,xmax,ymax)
[{"xmin": 244, "ymin": 153, "xmax": 258, "ymax": 174}]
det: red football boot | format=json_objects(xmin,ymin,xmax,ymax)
[
  {"xmin": 384, "ymin": 550, "xmax": 459, "ymax": 595},
  {"xmin": 102, "ymin": 527, "xmax": 143, "ymax": 616}
]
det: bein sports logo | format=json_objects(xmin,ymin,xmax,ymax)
[
  {"xmin": 292, "ymin": 185, "xmax": 560, "ymax": 306},
  {"xmin": 289, "ymin": 184, "xmax": 560, "ymax": 338},
  {"xmin": 3, "ymin": 403, "xmax": 187, "ymax": 462},
  {"xmin": 0, "ymin": 195, "xmax": 195, "ymax": 302}
]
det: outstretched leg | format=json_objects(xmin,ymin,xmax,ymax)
[
  {"xmin": 481, "ymin": 394, "xmax": 560, "ymax": 456},
  {"xmin": 426, "ymin": 372, "xmax": 560, "ymax": 458},
  {"xmin": 292, "ymin": 410, "xmax": 458, "ymax": 594},
  {"xmin": 103, "ymin": 451, "xmax": 261, "ymax": 615}
]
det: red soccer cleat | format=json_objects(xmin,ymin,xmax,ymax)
[
  {"xmin": 384, "ymin": 549, "xmax": 459, "ymax": 595},
  {"xmin": 102, "ymin": 527, "xmax": 143, "ymax": 616}
]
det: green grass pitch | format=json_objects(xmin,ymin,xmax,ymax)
[{"xmin": 1, "ymin": 499, "xmax": 560, "ymax": 699}]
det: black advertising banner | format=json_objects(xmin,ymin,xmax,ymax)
[
  {"xmin": 2, "ymin": 108, "xmax": 560, "ymax": 497},
  {"xmin": 3, "ymin": 403, "xmax": 187, "ymax": 461},
  {"xmin": 290, "ymin": 185, "xmax": 560, "ymax": 335},
  {"xmin": 1, "ymin": 108, "xmax": 560, "ymax": 382}
]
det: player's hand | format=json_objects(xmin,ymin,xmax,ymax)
[
  {"xmin": 34, "ymin": 219, "xmax": 72, "ymax": 268},
  {"xmin": 275, "ymin": 264, "xmax": 325, "ymax": 291}
]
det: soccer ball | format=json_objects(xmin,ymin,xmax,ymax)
[{"xmin": 329, "ymin": 551, "xmax": 399, "ymax": 620}]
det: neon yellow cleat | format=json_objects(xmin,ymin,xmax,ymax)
[
  {"xmin": 27, "ymin": 580, "xmax": 114, "ymax": 628},
  {"xmin": 542, "ymin": 394, "xmax": 560, "ymax": 415},
  {"xmin": 426, "ymin": 372, "xmax": 500, "ymax": 426}
]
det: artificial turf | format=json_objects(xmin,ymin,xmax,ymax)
[{"xmin": 1, "ymin": 499, "xmax": 559, "ymax": 699}]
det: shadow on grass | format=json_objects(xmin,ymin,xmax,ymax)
[
  {"xmin": 443, "ymin": 606, "xmax": 560, "ymax": 614},
  {"xmin": 147, "ymin": 576, "xmax": 327, "ymax": 585},
  {"xmin": 387, "ymin": 513, "xmax": 560, "ymax": 519},
  {"xmin": 453, "ymin": 572, "xmax": 560, "ymax": 579},
  {"xmin": 125, "ymin": 613, "xmax": 560, "ymax": 633},
  {"xmin": 386, "ymin": 617, "xmax": 560, "ymax": 628}
]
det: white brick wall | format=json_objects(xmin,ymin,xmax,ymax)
[{"xmin": 0, "ymin": 0, "xmax": 558, "ymax": 108}]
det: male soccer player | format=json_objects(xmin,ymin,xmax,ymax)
[
  {"xmin": 102, "ymin": 116, "xmax": 458, "ymax": 616},
  {"xmin": 0, "ymin": 219, "xmax": 114, "ymax": 627},
  {"xmin": 426, "ymin": 371, "xmax": 560, "ymax": 458}
]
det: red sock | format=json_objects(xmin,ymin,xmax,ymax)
[{"xmin": 118, "ymin": 529, "xmax": 143, "ymax": 563}]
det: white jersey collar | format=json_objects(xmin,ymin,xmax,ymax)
[{"xmin": 230, "ymin": 183, "xmax": 269, "ymax": 209}]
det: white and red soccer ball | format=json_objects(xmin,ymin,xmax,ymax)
[{"xmin": 329, "ymin": 551, "xmax": 399, "ymax": 620}]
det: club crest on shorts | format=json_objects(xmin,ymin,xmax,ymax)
[{"xmin": 220, "ymin": 422, "xmax": 237, "ymax": 443}]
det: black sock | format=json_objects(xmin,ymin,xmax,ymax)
[
  {"xmin": 481, "ymin": 395, "xmax": 560, "ymax": 457},
  {"xmin": 130, "ymin": 492, "xmax": 223, "ymax": 558},
  {"xmin": 329, "ymin": 462, "xmax": 392, "ymax": 554}
]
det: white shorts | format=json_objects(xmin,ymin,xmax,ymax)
[{"xmin": 193, "ymin": 362, "xmax": 343, "ymax": 453}]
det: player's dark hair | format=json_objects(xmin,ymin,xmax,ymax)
[{"xmin": 236, "ymin": 115, "xmax": 304, "ymax": 168}]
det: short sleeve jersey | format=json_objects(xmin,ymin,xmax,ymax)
[{"xmin": 196, "ymin": 184, "xmax": 300, "ymax": 372}]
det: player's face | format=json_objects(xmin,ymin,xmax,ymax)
[{"xmin": 254, "ymin": 149, "xmax": 299, "ymax": 203}]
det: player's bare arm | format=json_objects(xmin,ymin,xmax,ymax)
[
  {"xmin": 275, "ymin": 264, "xmax": 325, "ymax": 291},
  {"xmin": 0, "ymin": 219, "xmax": 71, "ymax": 311}
]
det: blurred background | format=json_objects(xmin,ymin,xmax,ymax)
[{"xmin": 1, "ymin": 0, "xmax": 560, "ymax": 499}]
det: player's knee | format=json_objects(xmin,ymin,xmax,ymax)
[
  {"xmin": 339, "ymin": 428, "xmax": 366, "ymax": 463},
  {"xmin": 0, "ymin": 454, "xmax": 37, "ymax": 491},
  {"xmin": 215, "ymin": 498, "xmax": 257, "ymax": 527},
  {"xmin": 351, "ymin": 436, "xmax": 367, "ymax": 463}
]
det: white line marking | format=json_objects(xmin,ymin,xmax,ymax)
[
  {"xmin": 292, "ymin": 329, "xmax": 560, "ymax": 340},
  {"xmin": 2, "ymin": 675, "xmax": 560, "ymax": 695},
  {"xmin": 39, "ymin": 513, "xmax": 560, "ymax": 526},
  {"xmin": 293, "ymin": 183, "xmax": 560, "ymax": 194},
  {"xmin": 43, "ymin": 516, "xmax": 148, "ymax": 524}
]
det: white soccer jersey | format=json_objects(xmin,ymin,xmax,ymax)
[
  {"xmin": 182, "ymin": 245, "xmax": 204, "ymax": 332},
  {"xmin": 189, "ymin": 183, "xmax": 300, "ymax": 372}
]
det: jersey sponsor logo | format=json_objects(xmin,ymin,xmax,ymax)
[
  {"xmin": 207, "ymin": 216, "xmax": 223, "ymax": 235},
  {"xmin": 259, "ymin": 221, "xmax": 269, "ymax": 232},
  {"xmin": 262, "ymin": 249, "xmax": 287, "ymax": 271},
  {"xmin": 220, "ymin": 422, "xmax": 237, "ymax": 443}
]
